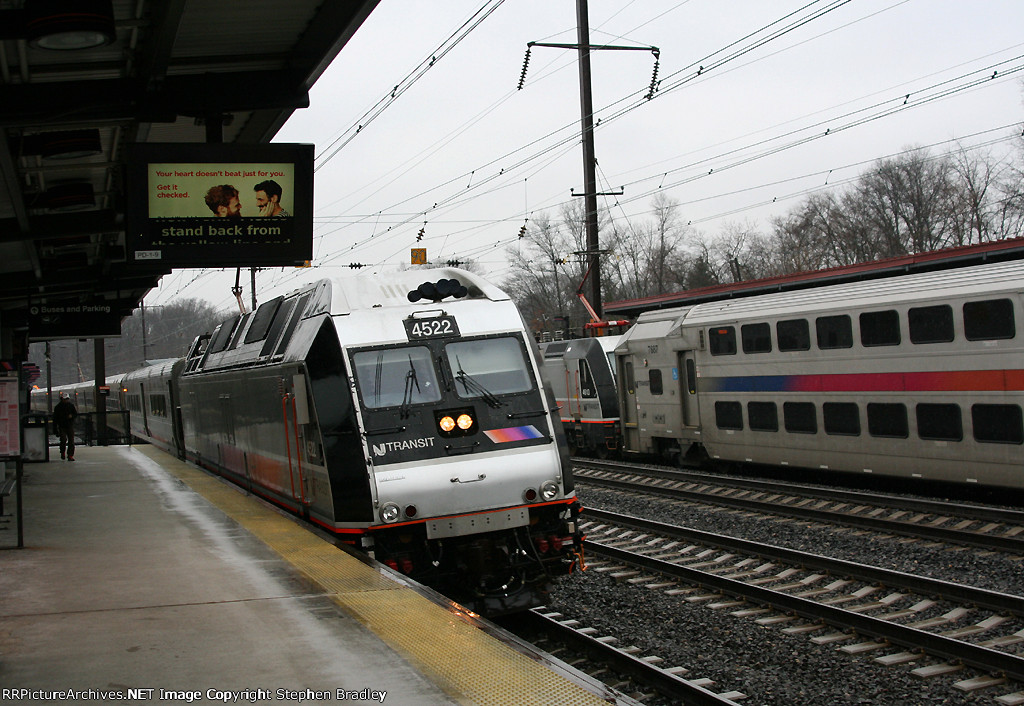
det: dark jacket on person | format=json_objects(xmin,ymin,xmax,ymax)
[{"xmin": 53, "ymin": 399, "xmax": 78, "ymax": 431}]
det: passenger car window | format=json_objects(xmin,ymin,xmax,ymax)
[
  {"xmin": 972, "ymin": 404, "xmax": 1023, "ymax": 444},
  {"xmin": 709, "ymin": 327, "xmax": 737, "ymax": 356},
  {"xmin": 776, "ymin": 319, "xmax": 810, "ymax": 352},
  {"xmin": 815, "ymin": 315, "xmax": 852, "ymax": 349},
  {"xmin": 916, "ymin": 403, "xmax": 962, "ymax": 441},
  {"xmin": 445, "ymin": 337, "xmax": 532, "ymax": 398},
  {"xmin": 964, "ymin": 299, "xmax": 1015, "ymax": 341},
  {"xmin": 784, "ymin": 402, "xmax": 817, "ymax": 434},
  {"xmin": 741, "ymin": 323, "xmax": 772, "ymax": 354},
  {"xmin": 823, "ymin": 402, "xmax": 860, "ymax": 436},
  {"xmin": 859, "ymin": 310, "xmax": 900, "ymax": 347},
  {"xmin": 352, "ymin": 346, "xmax": 441, "ymax": 409},
  {"xmin": 909, "ymin": 305, "xmax": 954, "ymax": 344},
  {"xmin": 748, "ymin": 402, "xmax": 778, "ymax": 432},
  {"xmin": 867, "ymin": 403, "xmax": 908, "ymax": 438},
  {"xmin": 715, "ymin": 401, "xmax": 743, "ymax": 430}
]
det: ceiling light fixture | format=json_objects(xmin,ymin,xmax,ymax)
[
  {"xmin": 25, "ymin": 0, "xmax": 116, "ymax": 51},
  {"xmin": 38, "ymin": 129, "xmax": 103, "ymax": 160},
  {"xmin": 45, "ymin": 182, "xmax": 95, "ymax": 211}
]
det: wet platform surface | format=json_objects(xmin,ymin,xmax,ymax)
[{"xmin": 0, "ymin": 445, "xmax": 625, "ymax": 705}]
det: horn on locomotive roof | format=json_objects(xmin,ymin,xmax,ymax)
[{"xmin": 407, "ymin": 278, "xmax": 469, "ymax": 303}]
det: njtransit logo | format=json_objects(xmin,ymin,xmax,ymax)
[{"xmin": 372, "ymin": 437, "xmax": 436, "ymax": 457}]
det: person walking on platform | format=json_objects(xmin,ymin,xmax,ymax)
[{"xmin": 53, "ymin": 392, "xmax": 78, "ymax": 461}]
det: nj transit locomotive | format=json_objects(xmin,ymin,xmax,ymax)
[
  {"xmin": 539, "ymin": 336, "xmax": 621, "ymax": 457},
  {"xmin": 614, "ymin": 259, "xmax": 1024, "ymax": 489},
  {"xmin": 48, "ymin": 269, "xmax": 583, "ymax": 615}
]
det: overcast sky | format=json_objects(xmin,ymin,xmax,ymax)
[{"xmin": 148, "ymin": 0, "xmax": 1024, "ymax": 311}]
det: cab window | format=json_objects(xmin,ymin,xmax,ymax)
[
  {"xmin": 444, "ymin": 337, "xmax": 532, "ymax": 398},
  {"xmin": 352, "ymin": 346, "xmax": 441, "ymax": 409}
]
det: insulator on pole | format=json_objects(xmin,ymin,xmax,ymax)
[
  {"xmin": 517, "ymin": 46, "xmax": 532, "ymax": 90},
  {"xmin": 646, "ymin": 58, "xmax": 660, "ymax": 100}
]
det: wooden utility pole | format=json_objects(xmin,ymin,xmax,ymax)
[{"xmin": 576, "ymin": 0, "xmax": 602, "ymax": 319}]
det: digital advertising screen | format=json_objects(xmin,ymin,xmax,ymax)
[{"xmin": 125, "ymin": 143, "xmax": 314, "ymax": 267}]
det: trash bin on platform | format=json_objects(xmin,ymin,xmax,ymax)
[{"xmin": 22, "ymin": 414, "xmax": 49, "ymax": 462}]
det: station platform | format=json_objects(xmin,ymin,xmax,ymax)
[{"xmin": 0, "ymin": 445, "xmax": 627, "ymax": 705}]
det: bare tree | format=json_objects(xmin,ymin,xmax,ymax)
[
  {"xmin": 602, "ymin": 194, "xmax": 690, "ymax": 300},
  {"xmin": 505, "ymin": 196, "xmax": 696, "ymax": 335},
  {"xmin": 994, "ymin": 129, "xmax": 1024, "ymax": 239},
  {"xmin": 504, "ymin": 208, "xmax": 590, "ymax": 336}
]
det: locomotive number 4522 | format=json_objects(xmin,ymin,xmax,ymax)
[{"xmin": 404, "ymin": 316, "xmax": 461, "ymax": 340}]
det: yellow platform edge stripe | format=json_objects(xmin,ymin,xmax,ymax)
[{"xmin": 132, "ymin": 446, "xmax": 610, "ymax": 706}]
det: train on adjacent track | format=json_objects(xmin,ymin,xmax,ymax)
[
  {"xmin": 539, "ymin": 336, "xmax": 622, "ymax": 457},
  {"xmin": 543, "ymin": 259, "xmax": 1024, "ymax": 490},
  {"xmin": 34, "ymin": 268, "xmax": 584, "ymax": 615}
]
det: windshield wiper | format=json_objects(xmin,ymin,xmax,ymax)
[
  {"xmin": 373, "ymin": 353, "xmax": 383, "ymax": 407},
  {"xmin": 399, "ymin": 354, "xmax": 420, "ymax": 419},
  {"xmin": 455, "ymin": 356, "xmax": 503, "ymax": 409}
]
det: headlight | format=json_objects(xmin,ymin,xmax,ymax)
[
  {"xmin": 540, "ymin": 480, "xmax": 559, "ymax": 501},
  {"xmin": 380, "ymin": 502, "xmax": 401, "ymax": 523},
  {"xmin": 435, "ymin": 408, "xmax": 477, "ymax": 437}
]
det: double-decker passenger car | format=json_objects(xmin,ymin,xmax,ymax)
[{"xmin": 616, "ymin": 260, "xmax": 1024, "ymax": 488}]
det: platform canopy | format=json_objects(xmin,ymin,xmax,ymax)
[{"xmin": 0, "ymin": 0, "xmax": 378, "ymax": 341}]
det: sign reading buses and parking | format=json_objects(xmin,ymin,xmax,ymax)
[
  {"xmin": 28, "ymin": 300, "xmax": 121, "ymax": 339},
  {"xmin": 126, "ymin": 143, "xmax": 314, "ymax": 267}
]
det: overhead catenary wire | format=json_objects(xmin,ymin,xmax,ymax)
[
  {"xmin": 152, "ymin": 3, "xmax": 1024, "ymax": 306},
  {"xmin": 306, "ymin": 1, "xmax": 919, "ymax": 261},
  {"xmin": 314, "ymin": 0, "xmax": 508, "ymax": 172},
  {"xmin": 316, "ymin": 55, "xmax": 1024, "ymax": 271}
]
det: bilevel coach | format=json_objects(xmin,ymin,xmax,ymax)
[{"xmin": 615, "ymin": 259, "xmax": 1024, "ymax": 489}]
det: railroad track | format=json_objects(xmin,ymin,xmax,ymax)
[
  {"xmin": 515, "ymin": 607, "xmax": 747, "ymax": 705},
  {"xmin": 572, "ymin": 458, "xmax": 1024, "ymax": 554},
  {"xmin": 579, "ymin": 508, "xmax": 1024, "ymax": 701}
]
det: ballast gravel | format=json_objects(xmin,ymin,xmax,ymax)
[{"xmin": 545, "ymin": 484, "xmax": 1024, "ymax": 706}]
